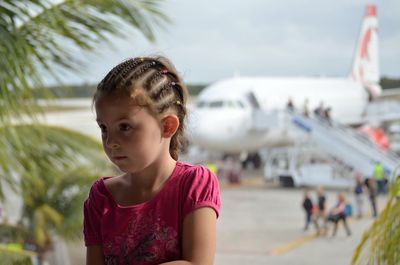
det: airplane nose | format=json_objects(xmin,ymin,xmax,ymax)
[{"xmin": 187, "ymin": 109, "xmax": 239, "ymax": 145}]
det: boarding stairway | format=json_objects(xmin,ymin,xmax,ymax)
[{"xmin": 252, "ymin": 110, "xmax": 400, "ymax": 181}]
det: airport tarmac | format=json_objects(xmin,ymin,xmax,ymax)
[{"xmin": 215, "ymin": 169, "xmax": 386, "ymax": 265}]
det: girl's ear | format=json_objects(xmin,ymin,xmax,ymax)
[{"xmin": 161, "ymin": 115, "xmax": 179, "ymax": 138}]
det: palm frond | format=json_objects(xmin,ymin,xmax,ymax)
[
  {"xmin": 352, "ymin": 173, "xmax": 400, "ymax": 264},
  {"xmin": 1, "ymin": 123, "xmax": 116, "ymax": 246},
  {"xmin": 0, "ymin": 123, "xmax": 112, "ymax": 197},
  {"xmin": 0, "ymin": 249, "xmax": 34, "ymax": 265},
  {"xmin": 0, "ymin": 0, "xmax": 169, "ymax": 120}
]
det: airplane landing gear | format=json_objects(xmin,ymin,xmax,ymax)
[{"xmin": 241, "ymin": 152, "xmax": 262, "ymax": 169}]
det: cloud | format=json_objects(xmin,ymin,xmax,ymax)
[{"xmin": 50, "ymin": 0, "xmax": 399, "ymax": 85}]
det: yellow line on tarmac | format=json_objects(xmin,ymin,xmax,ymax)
[
  {"xmin": 267, "ymin": 234, "xmax": 319, "ymax": 256},
  {"xmin": 266, "ymin": 215, "xmax": 370, "ymax": 256}
]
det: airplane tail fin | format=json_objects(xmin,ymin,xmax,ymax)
[{"xmin": 351, "ymin": 5, "xmax": 381, "ymax": 99}]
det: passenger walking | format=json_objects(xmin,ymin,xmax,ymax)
[
  {"xmin": 324, "ymin": 107, "xmax": 332, "ymax": 125},
  {"xmin": 314, "ymin": 186, "xmax": 328, "ymax": 235},
  {"xmin": 287, "ymin": 98, "xmax": 294, "ymax": 112},
  {"xmin": 302, "ymin": 189, "xmax": 316, "ymax": 231},
  {"xmin": 225, "ymin": 157, "xmax": 242, "ymax": 184},
  {"xmin": 365, "ymin": 178, "xmax": 378, "ymax": 217},
  {"xmin": 303, "ymin": 99, "xmax": 310, "ymax": 117},
  {"xmin": 328, "ymin": 193, "xmax": 351, "ymax": 237},
  {"xmin": 353, "ymin": 173, "xmax": 364, "ymax": 218},
  {"xmin": 313, "ymin": 101, "xmax": 324, "ymax": 118}
]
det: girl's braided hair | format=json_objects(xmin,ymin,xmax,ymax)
[{"xmin": 93, "ymin": 56, "xmax": 188, "ymax": 160}]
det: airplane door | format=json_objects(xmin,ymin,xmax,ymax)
[{"xmin": 246, "ymin": 91, "xmax": 261, "ymax": 109}]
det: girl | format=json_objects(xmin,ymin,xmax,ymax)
[{"xmin": 83, "ymin": 56, "xmax": 221, "ymax": 265}]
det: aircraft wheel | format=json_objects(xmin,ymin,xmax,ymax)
[{"xmin": 279, "ymin": 175, "xmax": 294, "ymax": 187}]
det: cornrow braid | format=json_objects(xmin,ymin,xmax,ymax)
[
  {"xmin": 96, "ymin": 58, "xmax": 144, "ymax": 95},
  {"xmin": 93, "ymin": 56, "xmax": 188, "ymax": 160},
  {"xmin": 119, "ymin": 58, "xmax": 144, "ymax": 79},
  {"xmin": 150, "ymin": 82, "xmax": 171, "ymax": 101},
  {"xmin": 163, "ymin": 71, "xmax": 179, "ymax": 83},
  {"xmin": 171, "ymin": 82, "xmax": 185, "ymax": 104},
  {"xmin": 143, "ymin": 70, "xmax": 164, "ymax": 92},
  {"xmin": 120, "ymin": 61, "xmax": 156, "ymax": 88}
]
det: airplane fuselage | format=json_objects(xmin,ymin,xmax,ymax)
[{"xmin": 188, "ymin": 77, "xmax": 369, "ymax": 153}]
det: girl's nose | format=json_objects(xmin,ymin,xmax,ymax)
[
  {"xmin": 109, "ymin": 143, "xmax": 120, "ymax": 149},
  {"xmin": 105, "ymin": 135, "xmax": 120, "ymax": 149}
]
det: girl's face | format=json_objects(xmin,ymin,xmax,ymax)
[{"xmin": 95, "ymin": 94, "xmax": 164, "ymax": 173}]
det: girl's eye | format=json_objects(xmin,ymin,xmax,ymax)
[
  {"xmin": 119, "ymin": 123, "xmax": 132, "ymax": 131},
  {"xmin": 98, "ymin": 124, "xmax": 107, "ymax": 134}
]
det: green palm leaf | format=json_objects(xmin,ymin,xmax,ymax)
[
  {"xmin": 352, "ymin": 172, "xmax": 400, "ymax": 264},
  {"xmin": 0, "ymin": 249, "xmax": 34, "ymax": 265},
  {"xmin": 1, "ymin": 0, "xmax": 169, "ymax": 121},
  {"xmin": 2, "ymin": 124, "xmax": 116, "ymax": 248}
]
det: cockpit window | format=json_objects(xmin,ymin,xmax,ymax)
[
  {"xmin": 209, "ymin": 101, "xmax": 224, "ymax": 108},
  {"xmin": 196, "ymin": 101, "xmax": 207, "ymax": 108}
]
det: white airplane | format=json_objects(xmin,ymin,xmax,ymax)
[{"xmin": 188, "ymin": 4, "xmax": 381, "ymax": 155}]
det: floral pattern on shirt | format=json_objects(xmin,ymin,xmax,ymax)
[{"xmin": 103, "ymin": 209, "xmax": 179, "ymax": 265}]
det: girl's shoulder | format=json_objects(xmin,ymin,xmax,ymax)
[
  {"xmin": 84, "ymin": 176, "xmax": 117, "ymax": 214},
  {"xmin": 176, "ymin": 161, "xmax": 217, "ymax": 180},
  {"xmin": 176, "ymin": 161, "xmax": 221, "ymax": 218},
  {"xmin": 175, "ymin": 161, "xmax": 220, "ymax": 192},
  {"xmin": 87, "ymin": 176, "xmax": 114, "ymax": 202}
]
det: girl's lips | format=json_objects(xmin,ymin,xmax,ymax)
[{"xmin": 113, "ymin": 156, "xmax": 127, "ymax": 160}]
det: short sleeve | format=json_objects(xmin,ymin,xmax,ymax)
[
  {"xmin": 83, "ymin": 180, "xmax": 104, "ymax": 246},
  {"xmin": 182, "ymin": 165, "xmax": 221, "ymax": 218}
]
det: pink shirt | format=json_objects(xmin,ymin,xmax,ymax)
[{"xmin": 83, "ymin": 161, "xmax": 221, "ymax": 265}]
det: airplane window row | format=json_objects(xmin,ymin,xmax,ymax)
[{"xmin": 196, "ymin": 100, "xmax": 245, "ymax": 109}]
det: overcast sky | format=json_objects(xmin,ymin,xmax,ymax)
[{"xmin": 58, "ymin": 0, "xmax": 400, "ymax": 85}]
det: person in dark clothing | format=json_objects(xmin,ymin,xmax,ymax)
[
  {"xmin": 324, "ymin": 107, "xmax": 332, "ymax": 125},
  {"xmin": 365, "ymin": 178, "xmax": 378, "ymax": 217},
  {"xmin": 313, "ymin": 101, "xmax": 324, "ymax": 118},
  {"xmin": 314, "ymin": 186, "xmax": 328, "ymax": 235},
  {"xmin": 287, "ymin": 98, "xmax": 294, "ymax": 112},
  {"xmin": 354, "ymin": 173, "xmax": 364, "ymax": 218},
  {"xmin": 302, "ymin": 189, "xmax": 315, "ymax": 231}
]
